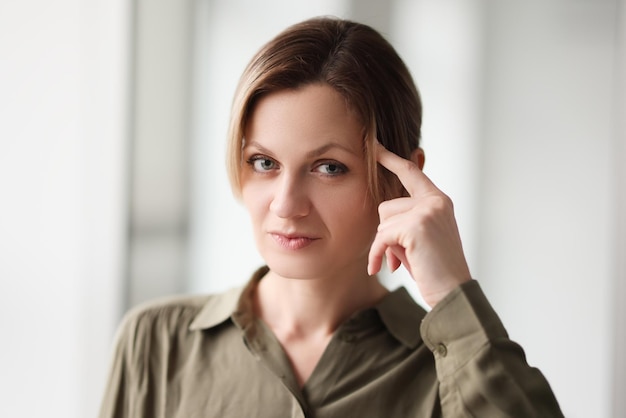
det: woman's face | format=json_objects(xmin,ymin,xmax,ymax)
[{"xmin": 240, "ymin": 84, "xmax": 379, "ymax": 280}]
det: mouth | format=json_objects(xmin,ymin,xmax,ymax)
[{"xmin": 269, "ymin": 232, "xmax": 319, "ymax": 250}]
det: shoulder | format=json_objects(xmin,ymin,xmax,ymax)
[
  {"xmin": 121, "ymin": 294, "xmax": 209, "ymax": 332},
  {"xmin": 115, "ymin": 288, "xmax": 240, "ymax": 346},
  {"xmin": 110, "ymin": 290, "xmax": 242, "ymax": 373}
]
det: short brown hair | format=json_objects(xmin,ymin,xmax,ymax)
[{"xmin": 227, "ymin": 17, "xmax": 422, "ymax": 203}]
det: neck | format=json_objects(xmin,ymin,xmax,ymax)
[{"xmin": 255, "ymin": 266, "xmax": 388, "ymax": 338}]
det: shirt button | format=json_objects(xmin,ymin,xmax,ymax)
[{"xmin": 435, "ymin": 343, "xmax": 448, "ymax": 357}]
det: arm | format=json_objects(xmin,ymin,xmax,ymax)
[
  {"xmin": 368, "ymin": 142, "xmax": 563, "ymax": 416},
  {"xmin": 421, "ymin": 281, "xmax": 563, "ymax": 417}
]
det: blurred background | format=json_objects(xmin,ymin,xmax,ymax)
[{"xmin": 0, "ymin": 0, "xmax": 624, "ymax": 417}]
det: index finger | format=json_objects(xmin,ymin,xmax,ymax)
[{"xmin": 376, "ymin": 141, "xmax": 436, "ymax": 197}]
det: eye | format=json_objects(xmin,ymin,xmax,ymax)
[
  {"xmin": 314, "ymin": 161, "xmax": 348, "ymax": 176},
  {"xmin": 247, "ymin": 155, "xmax": 277, "ymax": 172}
]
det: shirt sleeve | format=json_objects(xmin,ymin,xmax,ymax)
[{"xmin": 420, "ymin": 280, "xmax": 564, "ymax": 417}]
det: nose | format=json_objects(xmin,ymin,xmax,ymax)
[{"xmin": 269, "ymin": 173, "xmax": 311, "ymax": 219}]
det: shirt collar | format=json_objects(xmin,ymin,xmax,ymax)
[
  {"xmin": 188, "ymin": 266, "xmax": 268, "ymax": 331},
  {"xmin": 189, "ymin": 265, "xmax": 427, "ymax": 350},
  {"xmin": 375, "ymin": 287, "xmax": 427, "ymax": 349}
]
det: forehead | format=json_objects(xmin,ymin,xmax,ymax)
[{"xmin": 244, "ymin": 84, "xmax": 365, "ymax": 154}]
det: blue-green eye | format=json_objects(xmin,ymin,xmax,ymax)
[
  {"xmin": 247, "ymin": 155, "xmax": 277, "ymax": 172},
  {"xmin": 315, "ymin": 161, "xmax": 347, "ymax": 176}
]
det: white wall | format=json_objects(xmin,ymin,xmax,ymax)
[
  {"xmin": 127, "ymin": 0, "xmax": 195, "ymax": 307},
  {"xmin": 478, "ymin": 2, "xmax": 618, "ymax": 417},
  {"xmin": 0, "ymin": 1, "xmax": 130, "ymax": 417},
  {"xmin": 613, "ymin": 2, "xmax": 626, "ymax": 415}
]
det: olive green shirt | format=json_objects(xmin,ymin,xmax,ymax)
[{"xmin": 99, "ymin": 266, "xmax": 563, "ymax": 417}]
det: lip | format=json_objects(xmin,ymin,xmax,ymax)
[{"xmin": 269, "ymin": 232, "xmax": 319, "ymax": 250}]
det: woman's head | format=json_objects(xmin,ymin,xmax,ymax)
[{"xmin": 227, "ymin": 16, "xmax": 422, "ymax": 203}]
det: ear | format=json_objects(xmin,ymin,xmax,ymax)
[{"xmin": 410, "ymin": 147, "xmax": 425, "ymax": 170}]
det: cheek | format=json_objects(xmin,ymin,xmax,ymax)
[
  {"xmin": 241, "ymin": 184, "xmax": 267, "ymax": 222},
  {"xmin": 323, "ymin": 189, "xmax": 379, "ymax": 233}
]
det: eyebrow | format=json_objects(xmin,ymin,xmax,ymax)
[
  {"xmin": 306, "ymin": 142, "xmax": 361, "ymax": 158},
  {"xmin": 245, "ymin": 141, "xmax": 361, "ymax": 158}
]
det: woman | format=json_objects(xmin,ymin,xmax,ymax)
[{"xmin": 99, "ymin": 17, "xmax": 563, "ymax": 417}]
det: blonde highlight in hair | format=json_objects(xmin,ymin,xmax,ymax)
[{"xmin": 227, "ymin": 17, "xmax": 422, "ymax": 203}]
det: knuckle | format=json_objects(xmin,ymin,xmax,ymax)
[
  {"xmin": 415, "ymin": 194, "xmax": 453, "ymax": 222},
  {"xmin": 377, "ymin": 200, "xmax": 392, "ymax": 217},
  {"xmin": 436, "ymin": 194, "xmax": 453, "ymax": 211}
]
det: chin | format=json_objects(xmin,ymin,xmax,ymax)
[{"xmin": 264, "ymin": 254, "xmax": 332, "ymax": 280}]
